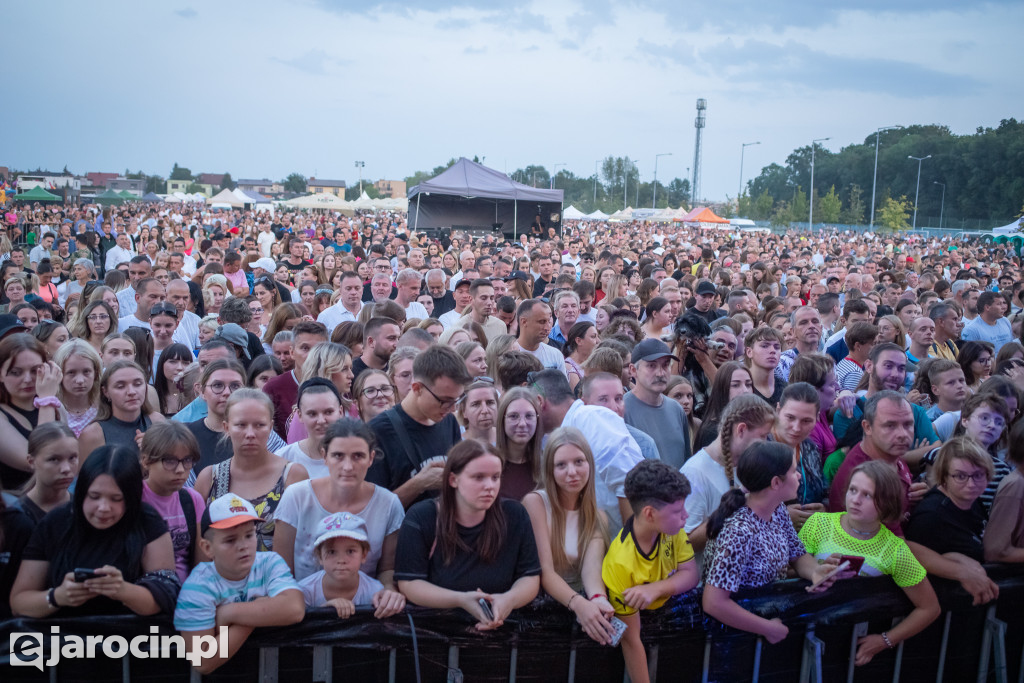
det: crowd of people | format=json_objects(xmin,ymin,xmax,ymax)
[{"xmin": 1, "ymin": 198, "xmax": 1023, "ymax": 679}]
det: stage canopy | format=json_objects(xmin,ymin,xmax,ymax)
[{"xmin": 408, "ymin": 158, "xmax": 563, "ymax": 238}]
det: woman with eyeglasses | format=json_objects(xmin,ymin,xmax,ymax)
[
  {"xmin": 958, "ymin": 341, "xmax": 995, "ymax": 392},
  {"xmin": 71, "ymin": 301, "xmax": 116, "ymax": 356},
  {"xmin": 139, "ymin": 422, "xmax": 207, "ymax": 583},
  {"xmin": 496, "ymin": 387, "xmax": 543, "ymax": 501},
  {"xmin": 906, "ymin": 437, "xmax": 993, "ymax": 565},
  {"xmin": 184, "ymin": 359, "xmax": 248, "ymax": 474},
  {"xmin": 276, "ymin": 379, "xmax": 345, "ymax": 479},
  {"xmin": 353, "ymin": 369, "xmax": 396, "ymax": 423}
]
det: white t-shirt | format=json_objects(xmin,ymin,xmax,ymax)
[
  {"xmin": 403, "ymin": 301, "xmax": 429, "ymax": 321},
  {"xmin": 258, "ymin": 230, "xmax": 276, "ymax": 258},
  {"xmin": 273, "ymin": 480, "xmax": 405, "ymax": 580},
  {"xmin": 298, "ymin": 570, "xmax": 382, "ymax": 608},
  {"xmin": 317, "ymin": 301, "xmax": 362, "ymax": 334},
  {"xmin": 275, "ymin": 442, "xmax": 330, "ymax": 480},
  {"xmin": 680, "ymin": 448, "xmax": 733, "ymax": 533},
  {"xmin": 519, "ymin": 341, "xmax": 568, "ymax": 377}
]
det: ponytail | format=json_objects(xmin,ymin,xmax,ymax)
[
  {"xmin": 706, "ymin": 439, "xmax": 794, "ymax": 541},
  {"xmin": 706, "ymin": 488, "xmax": 746, "ymax": 541},
  {"xmin": 717, "ymin": 394, "xmax": 776, "ymax": 485}
]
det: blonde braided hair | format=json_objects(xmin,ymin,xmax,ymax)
[{"xmin": 717, "ymin": 394, "xmax": 776, "ymax": 485}]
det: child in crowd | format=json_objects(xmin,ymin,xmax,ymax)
[
  {"xmin": 140, "ymin": 422, "xmax": 207, "ymax": 583},
  {"xmin": 299, "ymin": 512, "xmax": 406, "ymax": 619},
  {"xmin": 602, "ymin": 460, "xmax": 699, "ymax": 683},
  {"xmin": 174, "ymin": 493, "xmax": 305, "ymax": 674}
]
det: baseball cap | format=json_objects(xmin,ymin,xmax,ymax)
[
  {"xmin": 0, "ymin": 314, "xmax": 26, "ymax": 339},
  {"xmin": 313, "ymin": 512, "xmax": 370, "ymax": 551},
  {"xmin": 695, "ymin": 281, "xmax": 717, "ymax": 296},
  {"xmin": 253, "ymin": 257, "xmax": 277, "ymax": 272},
  {"xmin": 201, "ymin": 493, "xmax": 262, "ymax": 534},
  {"xmin": 631, "ymin": 338, "xmax": 679, "ymax": 364},
  {"xmin": 214, "ymin": 323, "xmax": 251, "ymax": 359},
  {"xmin": 505, "ymin": 270, "xmax": 530, "ymax": 283}
]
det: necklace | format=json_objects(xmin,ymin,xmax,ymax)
[{"xmin": 843, "ymin": 515, "xmax": 880, "ymax": 537}]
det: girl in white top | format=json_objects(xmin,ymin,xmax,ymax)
[
  {"xmin": 275, "ymin": 378, "xmax": 344, "ymax": 479},
  {"xmin": 523, "ymin": 427, "xmax": 616, "ymax": 645},
  {"xmin": 274, "ymin": 419, "xmax": 404, "ymax": 584},
  {"xmin": 681, "ymin": 395, "xmax": 775, "ymax": 554}
]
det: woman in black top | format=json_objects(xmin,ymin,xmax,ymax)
[
  {"xmin": 906, "ymin": 436, "xmax": 992, "ymax": 563},
  {"xmin": 395, "ymin": 439, "xmax": 540, "ymax": 630},
  {"xmin": 9, "ymin": 445, "xmax": 177, "ymax": 617},
  {"xmin": 79, "ymin": 360, "xmax": 166, "ymax": 459},
  {"xmin": 0, "ymin": 334, "xmax": 63, "ymax": 490}
]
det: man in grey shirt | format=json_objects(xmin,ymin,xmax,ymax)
[
  {"xmin": 582, "ymin": 372, "xmax": 660, "ymax": 463},
  {"xmin": 623, "ymin": 338, "xmax": 692, "ymax": 468}
]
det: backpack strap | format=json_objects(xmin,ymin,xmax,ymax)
[
  {"xmin": 386, "ymin": 409, "xmax": 426, "ymax": 473},
  {"xmin": 178, "ymin": 489, "xmax": 197, "ymax": 567}
]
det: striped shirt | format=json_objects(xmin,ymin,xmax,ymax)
[{"xmin": 174, "ymin": 552, "xmax": 300, "ymax": 632}]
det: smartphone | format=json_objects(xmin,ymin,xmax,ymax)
[
  {"xmin": 608, "ymin": 616, "xmax": 628, "ymax": 647},
  {"xmin": 840, "ymin": 555, "xmax": 865, "ymax": 575},
  {"xmin": 74, "ymin": 568, "xmax": 102, "ymax": 582},
  {"xmin": 478, "ymin": 597, "xmax": 494, "ymax": 621},
  {"xmin": 809, "ymin": 560, "xmax": 850, "ymax": 589}
]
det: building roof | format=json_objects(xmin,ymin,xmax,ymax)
[
  {"xmin": 85, "ymin": 172, "xmax": 117, "ymax": 187},
  {"xmin": 308, "ymin": 177, "xmax": 346, "ymax": 188},
  {"xmin": 197, "ymin": 173, "xmax": 226, "ymax": 186},
  {"xmin": 237, "ymin": 178, "xmax": 276, "ymax": 186}
]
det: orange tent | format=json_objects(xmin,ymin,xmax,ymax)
[{"xmin": 681, "ymin": 207, "xmax": 729, "ymax": 224}]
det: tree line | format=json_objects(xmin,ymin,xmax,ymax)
[{"xmin": 742, "ymin": 119, "xmax": 1024, "ymax": 229}]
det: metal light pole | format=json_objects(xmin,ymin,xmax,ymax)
[
  {"xmin": 908, "ymin": 155, "xmax": 931, "ymax": 229},
  {"xmin": 869, "ymin": 126, "xmax": 902, "ymax": 230},
  {"xmin": 739, "ymin": 141, "xmax": 760, "ymax": 203},
  {"xmin": 809, "ymin": 137, "xmax": 830, "ymax": 230},
  {"xmin": 933, "ymin": 181, "xmax": 945, "ymax": 229},
  {"xmin": 354, "ymin": 161, "xmax": 365, "ymax": 195},
  {"xmin": 593, "ymin": 160, "xmax": 600, "ymax": 206},
  {"xmin": 551, "ymin": 163, "xmax": 566, "ymax": 189},
  {"xmin": 634, "ymin": 161, "xmax": 640, "ymax": 207},
  {"xmin": 653, "ymin": 152, "xmax": 671, "ymax": 208}
]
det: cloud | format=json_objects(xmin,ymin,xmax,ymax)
[
  {"xmin": 174, "ymin": 8, "xmax": 197, "ymax": 19},
  {"xmin": 698, "ymin": 39, "xmax": 983, "ymax": 97},
  {"xmin": 273, "ymin": 49, "xmax": 338, "ymax": 76},
  {"xmin": 464, "ymin": 46, "xmax": 486, "ymax": 55}
]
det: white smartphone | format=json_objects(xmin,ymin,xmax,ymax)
[{"xmin": 608, "ymin": 616, "xmax": 628, "ymax": 647}]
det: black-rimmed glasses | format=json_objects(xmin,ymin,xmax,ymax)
[{"xmin": 420, "ymin": 383, "xmax": 464, "ymax": 411}]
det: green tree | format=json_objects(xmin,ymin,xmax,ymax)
[
  {"xmin": 771, "ymin": 199, "xmax": 791, "ymax": 226},
  {"xmin": 719, "ymin": 197, "xmax": 736, "ymax": 219},
  {"xmin": 220, "ymin": 173, "xmax": 236, "ymax": 191},
  {"xmin": 665, "ymin": 178, "xmax": 690, "ymax": 207},
  {"xmin": 405, "ymin": 159, "xmax": 458, "ymax": 189},
  {"xmin": 818, "ymin": 185, "xmax": 842, "ymax": 223},
  {"xmin": 752, "ymin": 191, "xmax": 774, "ymax": 221},
  {"xmin": 877, "ymin": 195, "xmax": 912, "ymax": 231},
  {"xmin": 737, "ymin": 193, "xmax": 753, "ymax": 218},
  {"xmin": 284, "ymin": 173, "xmax": 307, "ymax": 193},
  {"xmin": 144, "ymin": 175, "xmax": 165, "ymax": 194},
  {"xmin": 790, "ymin": 188, "xmax": 809, "ymax": 224},
  {"xmin": 169, "ymin": 163, "xmax": 192, "ymax": 180},
  {"xmin": 841, "ymin": 184, "xmax": 865, "ymax": 224},
  {"xmin": 185, "ymin": 182, "xmax": 205, "ymax": 194}
]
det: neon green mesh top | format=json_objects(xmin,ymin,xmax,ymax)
[{"xmin": 798, "ymin": 512, "xmax": 926, "ymax": 588}]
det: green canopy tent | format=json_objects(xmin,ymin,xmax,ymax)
[
  {"xmin": 13, "ymin": 186, "xmax": 62, "ymax": 203},
  {"xmin": 93, "ymin": 189, "xmax": 126, "ymax": 206},
  {"xmin": 117, "ymin": 191, "xmax": 136, "ymax": 199}
]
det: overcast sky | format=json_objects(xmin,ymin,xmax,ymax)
[{"xmin": 5, "ymin": 0, "xmax": 1021, "ymax": 202}]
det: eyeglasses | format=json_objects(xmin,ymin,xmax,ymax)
[
  {"xmin": 420, "ymin": 382, "xmax": 464, "ymax": 411},
  {"xmin": 159, "ymin": 456, "xmax": 197, "ymax": 472},
  {"xmin": 948, "ymin": 471, "xmax": 988, "ymax": 484},
  {"xmin": 249, "ymin": 307, "xmax": 264, "ymax": 315},
  {"xmin": 87, "ymin": 314, "xmax": 110, "ymax": 322},
  {"xmin": 361, "ymin": 384, "xmax": 395, "ymax": 399},
  {"xmin": 206, "ymin": 381, "xmax": 243, "ymax": 395},
  {"xmin": 149, "ymin": 303, "xmax": 178, "ymax": 317}
]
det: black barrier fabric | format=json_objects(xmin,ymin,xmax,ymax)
[{"xmin": 3, "ymin": 565, "xmax": 1023, "ymax": 682}]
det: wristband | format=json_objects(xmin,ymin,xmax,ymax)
[
  {"xmin": 590, "ymin": 594, "xmax": 605, "ymax": 601},
  {"xmin": 567, "ymin": 594, "xmax": 580, "ymax": 610},
  {"xmin": 881, "ymin": 632, "xmax": 894, "ymax": 649},
  {"xmin": 34, "ymin": 396, "xmax": 62, "ymax": 409},
  {"xmin": 47, "ymin": 587, "xmax": 60, "ymax": 609}
]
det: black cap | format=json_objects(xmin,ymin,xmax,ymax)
[
  {"xmin": 695, "ymin": 281, "xmax": 717, "ymax": 296},
  {"xmin": 0, "ymin": 314, "xmax": 25, "ymax": 339}
]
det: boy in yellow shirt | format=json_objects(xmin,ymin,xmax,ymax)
[{"xmin": 602, "ymin": 460, "xmax": 698, "ymax": 683}]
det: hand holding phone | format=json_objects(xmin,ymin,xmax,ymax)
[
  {"xmin": 608, "ymin": 616, "xmax": 628, "ymax": 647},
  {"xmin": 74, "ymin": 568, "xmax": 102, "ymax": 582},
  {"xmin": 808, "ymin": 560, "xmax": 850, "ymax": 591},
  {"xmin": 840, "ymin": 555, "xmax": 865, "ymax": 575},
  {"xmin": 478, "ymin": 597, "xmax": 494, "ymax": 622}
]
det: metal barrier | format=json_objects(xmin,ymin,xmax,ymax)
[{"xmin": 3, "ymin": 564, "xmax": 1022, "ymax": 682}]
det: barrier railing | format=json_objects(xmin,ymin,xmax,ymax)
[{"xmin": 3, "ymin": 564, "xmax": 1022, "ymax": 682}]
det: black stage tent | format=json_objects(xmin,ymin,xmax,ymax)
[{"xmin": 408, "ymin": 158, "xmax": 564, "ymax": 239}]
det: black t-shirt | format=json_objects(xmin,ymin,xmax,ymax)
[
  {"xmin": 431, "ymin": 292, "xmax": 457, "ymax": 317},
  {"xmin": 367, "ymin": 405, "xmax": 461, "ymax": 494},
  {"xmin": 905, "ymin": 487, "xmax": 986, "ymax": 563},
  {"xmin": 688, "ymin": 306, "xmax": 725, "ymax": 324},
  {"xmin": 22, "ymin": 502, "xmax": 168, "ymax": 615},
  {"xmin": 283, "ymin": 259, "xmax": 307, "ymax": 272},
  {"xmin": 533, "ymin": 276, "xmax": 553, "ymax": 298},
  {"xmin": 187, "ymin": 419, "xmax": 234, "ymax": 474},
  {"xmin": 394, "ymin": 498, "xmax": 540, "ymax": 594},
  {"xmin": 351, "ymin": 356, "xmax": 372, "ymax": 385},
  {"xmin": 753, "ymin": 379, "xmax": 787, "ymax": 408},
  {"xmin": 0, "ymin": 503, "xmax": 36, "ymax": 618}
]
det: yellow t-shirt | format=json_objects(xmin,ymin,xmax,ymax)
[{"xmin": 602, "ymin": 517, "xmax": 695, "ymax": 616}]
